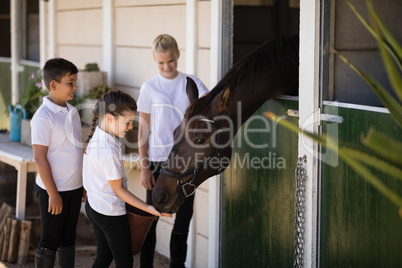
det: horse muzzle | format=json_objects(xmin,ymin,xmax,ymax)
[{"xmin": 152, "ymin": 182, "xmax": 185, "ymax": 213}]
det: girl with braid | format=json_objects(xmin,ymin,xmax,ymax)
[{"xmin": 83, "ymin": 90, "xmax": 171, "ymax": 267}]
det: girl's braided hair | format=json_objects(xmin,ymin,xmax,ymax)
[{"xmin": 83, "ymin": 90, "xmax": 137, "ymax": 153}]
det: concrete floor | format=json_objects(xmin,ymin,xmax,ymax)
[{"xmin": 0, "ymin": 200, "xmax": 169, "ymax": 268}]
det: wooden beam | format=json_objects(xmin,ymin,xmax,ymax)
[{"xmin": 11, "ymin": 0, "xmax": 20, "ymax": 105}]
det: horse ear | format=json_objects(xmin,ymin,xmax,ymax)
[
  {"xmin": 186, "ymin": 77, "xmax": 199, "ymax": 104},
  {"xmin": 210, "ymin": 85, "xmax": 230, "ymax": 114},
  {"xmin": 218, "ymin": 85, "xmax": 230, "ymax": 113}
]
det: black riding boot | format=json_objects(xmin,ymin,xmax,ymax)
[
  {"xmin": 140, "ymin": 231, "xmax": 156, "ymax": 268},
  {"xmin": 169, "ymin": 233, "xmax": 188, "ymax": 268},
  {"xmin": 35, "ymin": 247, "xmax": 56, "ymax": 268},
  {"xmin": 57, "ymin": 245, "xmax": 75, "ymax": 268}
]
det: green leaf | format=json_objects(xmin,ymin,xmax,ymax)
[
  {"xmin": 265, "ymin": 112, "xmax": 341, "ymax": 153},
  {"xmin": 348, "ymin": 1, "xmax": 402, "ymax": 71},
  {"xmin": 348, "ymin": 0, "xmax": 402, "ymax": 101},
  {"xmin": 338, "ymin": 147, "xmax": 402, "ymax": 209},
  {"xmin": 365, "ymin": 0, "xmax": 402, "ymax": 65},
  {"xmin": 265, "ymin": 112, "xmax": 327, "ymax": 144},
  {"xmin": 377, "ymin": 30, "xmax": 402, "ymax": 102},
  {"xmin": 265, "ymin": 112, "xmax": 402, "ymax": 209},
  {"xmin": 362, "ymin": 128, "xmax": 402, "ymax": 166},
  {"xmin": 335, "ymin": 51, "xmax": 402, "ymax": 128},
  {"xmin": 342, "ymin": 147, "xmax": 402, "ymax": 180},
  {"xmin": 365, "ymin": 0, "xmax": 402, "ymax": 102}
]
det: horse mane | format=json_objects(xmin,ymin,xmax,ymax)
[{"xmin": 185, "ymin": 33, "xmax": 299, "ymax": 121}]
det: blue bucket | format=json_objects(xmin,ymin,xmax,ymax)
[{"xmin": 8, "ymin": 105, "xmax": 27, "ymax": 142}]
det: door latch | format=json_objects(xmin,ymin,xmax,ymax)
[{"xmin": 287, "ymin": 109, "xmax": 343, "ymax": 124}]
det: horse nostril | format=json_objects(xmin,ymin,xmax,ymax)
[{"xmin": 157, "ymin": 192, "xmax": 169, "ymax": 206}]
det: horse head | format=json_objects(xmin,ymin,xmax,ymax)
[{"xmin": 152, "ymin": 77, "xmax": 233, "ymax": 213}]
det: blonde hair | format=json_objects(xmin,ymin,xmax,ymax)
[{"xmin": 152, "ymin": 34, "xmax": 179, "ymax": 54}]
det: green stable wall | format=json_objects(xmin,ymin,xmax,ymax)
[
  {"xmin": 221, "ymin": 99, "xmax": 298, "ymax": 267},
  {"xmin": 320, "ymin": 105, "xmax": 402, "ymax": 267},
  {"xmin": 221, "ymin": 100, "xmax": 402, "ymax": 267}
]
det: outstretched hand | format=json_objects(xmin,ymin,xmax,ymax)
[{"xmin": 148, "ymin": 205, "xmax": 172, "ymax": 218}]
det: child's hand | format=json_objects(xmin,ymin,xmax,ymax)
[
  {"xmin": 148, "ymin": 205, "xmax": 172, "ymax": 218},
  {"xmin": 48, "ymin": 193, "xmax": 63, "ymax": 215},
  {"xmin": 141, "ymin": 168, "xmax": 155, "ymax": 190},
  {"xmin": 82, "ymin": 188, "xmax": 87, "ymax": 203}
]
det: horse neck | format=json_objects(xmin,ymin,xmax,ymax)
[{"xmin": 221, "ymin": 78, "xmax": 286, "ymax": 129}]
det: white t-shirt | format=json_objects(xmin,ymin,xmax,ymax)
[
  {"xmin": 83, "ymin": 126, "xmax": 127, "ymax": 216},
  {"xmin": 137, "ymin": 72, "xmax": 208, "ymax": 161},
  {"xmin": 31, "ymin": 96, "xmax": 83, "ymax": 191}
]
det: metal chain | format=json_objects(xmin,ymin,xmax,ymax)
[{"xmin": 293, "ymin": 155, "xmax": 307, "ymax": 268}]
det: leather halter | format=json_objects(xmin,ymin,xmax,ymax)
[{"xmin": 160, "ymin": 119, "xmax": 222, "ymax": 198}]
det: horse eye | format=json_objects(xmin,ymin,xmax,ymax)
[{"xmin": 194, "ymin": 138, "xmax": 206, "ymax": 145}]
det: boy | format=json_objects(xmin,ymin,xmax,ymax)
[
  {"xmin": 31, "ymin": 58, "xmax": 83, "ymax": 268},
  {"xmin": 137, "ymin": 34, "xmax": 208, "ymax": 267}
]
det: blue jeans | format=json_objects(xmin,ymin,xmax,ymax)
[
  {"xmin": 36, "ymin": 184, "xmax": 83, "ymax": 250},
  {"xmin": 85, "ymin": 201, "xmax": 133, "ymax": 268}
]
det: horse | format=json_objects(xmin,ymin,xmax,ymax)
[{"xmin": 152, "ymin": 33, "xmax": 299, "ymax": 213}]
